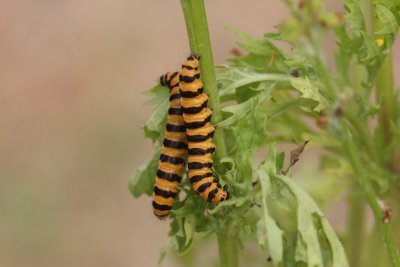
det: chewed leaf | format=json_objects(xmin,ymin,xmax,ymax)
[
  {"xmin": 128, "ymin": 148, "xmax": 160, "ymax": 197},
  {"xmin": 290, "ymin": 77, "xmax": 329, "ymax": 112},
  {"xmin": 257, "ymin": 145, "xmax": 349, "ymax": 266},
  {"xmin": 257, "ymin": 169, "xmax": 284, "ymax": 265},
  {"xmin": 276, "ymin": 174, "xmax": 349, "ymax": 267}
]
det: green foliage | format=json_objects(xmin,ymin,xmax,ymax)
[
  {"xmin": 130, "ymin": 0, "xmax": 400, "ymax": 266},
  {"xmin": 257, "ymin": 145, "xmax": 348, "ymax": 266},
  {"xmin": 143, "ymin": 84, "xmax": 169, "ymax": 142}
]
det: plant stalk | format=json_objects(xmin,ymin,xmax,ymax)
[
  {"xmin": 371, "ymin": 2, "xmax": 395, "ymax": 147},
  {"xmin": 346, "ymin": 187, "xmax": 365, "ymax": 267},
  {"xmin": 344, "ymin": 136, "xmax": 400, "ymax": 267},
  {"xmin": 218, "ymin": 231, "xmax": 239, "ymax": 267},
  {"xmin": 180, "ymin": 1, "xmax": 238, "ymax": 266},
  {"xmin": 180, "ymin": 0, "xmax": 227, "ymax": 163}
]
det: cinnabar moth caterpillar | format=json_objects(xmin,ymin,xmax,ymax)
[
  {"xmin": 179, "ymin": 55, "xmax": 229, "ymax": 203},
  {"xmin": 152, "ymin": 72, "xmax": 187, "ymax": 219}
]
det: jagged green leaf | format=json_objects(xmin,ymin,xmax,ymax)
[
  {"xmin": 374, "ymin": 3, "xmax": 399, "ymax": 35},
  {"xmin": 290, "ymin": 77, "xmax": 329, "ymax": 112},
  {"xmin": 128, "ymin": 148, "xmax": 160, "ymax": 197},
  {"xmin": 257, "ymin": 145, "xmax": 349, "ymax": 266},
  {"xmin": 143, "ymin": 85, "xmax": 169, "ymax": 142},
  {"xmin": 257, "ymin": 169, "xmax": 284, "ymax": 265}
]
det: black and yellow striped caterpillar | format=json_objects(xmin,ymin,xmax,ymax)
[
  {"xmin": 179, "ymin": 55, "xmax": 229, "ymax": 203},
  {"xmin": 152, "ymin": 72, "xmax": 187, "ymax": 219}
]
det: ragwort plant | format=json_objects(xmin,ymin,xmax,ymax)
[{"xmin": 130, "ymin": 0, "xmax": 400, "ymax": 266}]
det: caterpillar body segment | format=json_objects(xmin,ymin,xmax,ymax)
[
  {"xmin": 179, "ymin": 55, "xmax": 229, "ymax": 203},
  {"xmin": 152, "ymin": 72, "xmax": 187, "ymax": 219}
]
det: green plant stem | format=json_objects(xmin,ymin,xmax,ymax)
[
  {"xmin": 371, "ymin": 2, "xmax": 395, "ymax": 147},
  {"xmin": 344, "ymin": 110, "xmax": 379, "ymax": 163},
  {"xmin": 180, "ymin": 1, "xmax": 238, "ymax": 266},
  {"xmin": 344, "ymin": 136, "xmax": 400, "ymax": 267},
  {"xmin": 180, "ymin": 0, "xmax": 226, "ymax": 159},
  {"xmin": 217, "ymin": 231, "xmax": 239, "ymax": 267},
  {"xmin": 346, "ymin": 187, "xmax": 365, "ymax": 267}
]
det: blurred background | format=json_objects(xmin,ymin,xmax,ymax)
[{"xmin": 0, "ymin": 1, "xmax": 399, "ymax": 266}]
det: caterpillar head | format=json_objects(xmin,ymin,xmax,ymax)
[{"xmin": 183, "ymin": 55, "xmax": 200, "ymax": 70}]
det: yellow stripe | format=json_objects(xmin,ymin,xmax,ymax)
[
  {"xmin": 164, "ymin": 131, "xmax": 186, "ymax": 141},
  {"xmin": 155, "ymin": 178, "xmax": 179, "ymax": 191},
  {"xmin": 186, "ymin": 124, "xmax": 214, "ymax": 136},
  {"xmin": 158, "ymin": 162, "xmax": 184, "ymax": 175},
  {"xmin": 163, "ymin": 147, "xmax": 186, "ymax": 158},
  {"xmin": 183, "ymin": 109, "xmax": 212, "ymax": 123}
]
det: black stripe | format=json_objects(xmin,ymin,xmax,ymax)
[
  {"xmin": 166, "ymin": 123, "xmax": 186, "ymax": 132},
  {"xmin": 160, "ymin": 75, "xmax": 167, "ymax": 86},
  {"xmin": 187, "ymin": 132, "xmax": 214, "ymax": 142},
  {"xmin": 207, "ymin": 188, "xmax": 218, "ymax": 201},
  {"xmin": 190, "ymin": 172, "xmax": 213, "ymax": 183},
  {"xmin": 171, "ymin": 81, "xmax": 180, "ymax": 89},
  {"xmin": 182, "ymin": 100, "xmax": 207, "ymax": 114},
  {"xmin": 169, "ymin": 93, "xmax": 180, "ymax": 101},
  {"xmin": 157, "ymin": 169, "xmax": 182, "ymax": 182},
  {"xmin": 182, "ymin": 64, "xmax": 199, "ymax": 71},
  {"xmin": 185, "ymin": 115, "xmax": 211, "ymax": 129},
  {"xmin": 180, "ymin": 90, "xmax": 202, "ymax": 98},
  {"xmin": 159, "ymin": 153, "xmax": 185, "ymax": 165},
  {"xmin": 180, "ymin": 73, "xmax": 201, "ymax": 83},
  {"xmin": 188, "ymin": 162, "xmax": 213, "ymax": 169},
  {"xmin": 154, "ymin": 186, "xmax": 177, "ymax": 199},
  {"xmin": 197, "ymin": 182, "xmax": 211, "ymax": 193},
  {"xmin": 188, "ymin": 147, "xmax": 215, "ymax": 155},
  {"xmin": 152, "ymin": 201, "xmax": 171, "ymax": 211},
  {"xmin": 163, "ymin": 138, "xmax": 187, "ymax": 149},
  {"xmin": 168, "ymin": 107, "xmax": 183, "ymax": 115}
]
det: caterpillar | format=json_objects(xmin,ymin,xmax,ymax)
[
  {"xmin": 152, "ymin": 72, "xmax": 187, "ymax": 219},
  {"xmin": 179, "ymin": 55, "xmax": 229, "ymax": 203}
]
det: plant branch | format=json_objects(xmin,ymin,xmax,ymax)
[
  {"xmin": 180, "ymin": 1, "xmax": 238, "ymax": 266},
  {"xmin": 180, "ymin": 0, "xmax": 227, "ymax": 162},
  {"xmin": 346, "ymin": 186, "xmax": 365, "ymax": 267},
  {"xmin": 371, "ymin": 2, "xmax": 395, "ymax": 147},
  {"xmin": 217, "ymin": 231, "xmax": 239, "ymax": 267},
  {"xmin": 344, "ymin": 136, "xmax": 400, "ymax": 267}
]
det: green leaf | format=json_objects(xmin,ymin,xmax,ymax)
[
  {"xmin": 143, "ymin": 85, "xmax": 169, "ymax": 142},
  {"xmin": 257, "ymin": 169, "xmax": 284, "ymax": 265},
  {"xmin": 257, "ymin": 145, "xmax": 349, "ymax": 266},
  {"xmin": 344, "ymin": 0, "xmax": 366, "ymax": 35},
  {"xmin": 128, "ymin": 148, "xmax": 160, "ymax": 197},
  {"xmin": 227, "ymin": 27, "xmax": 289, "ymax": 73},
  {"xmin": 374, "ymin": 3, "xmax": 399, "ymax": 35},
  {"xmin": 218, "ymin": 83, "xmax": 274, "ymax": 128},
  {"xmin": 290, "ymin": 77, "xmax": 329, "ymax": 112},
  {"xmin": 275, "ymin": 175, "xmax": 349, "ymax": 267},
  {"xmin": 217, "ymin": 67, "xmax": 291, "ymax": 97}
]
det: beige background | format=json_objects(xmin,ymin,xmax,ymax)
[{"xmin": 0, "ymin": 1, "xmax": 398, "ymax": 267}]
